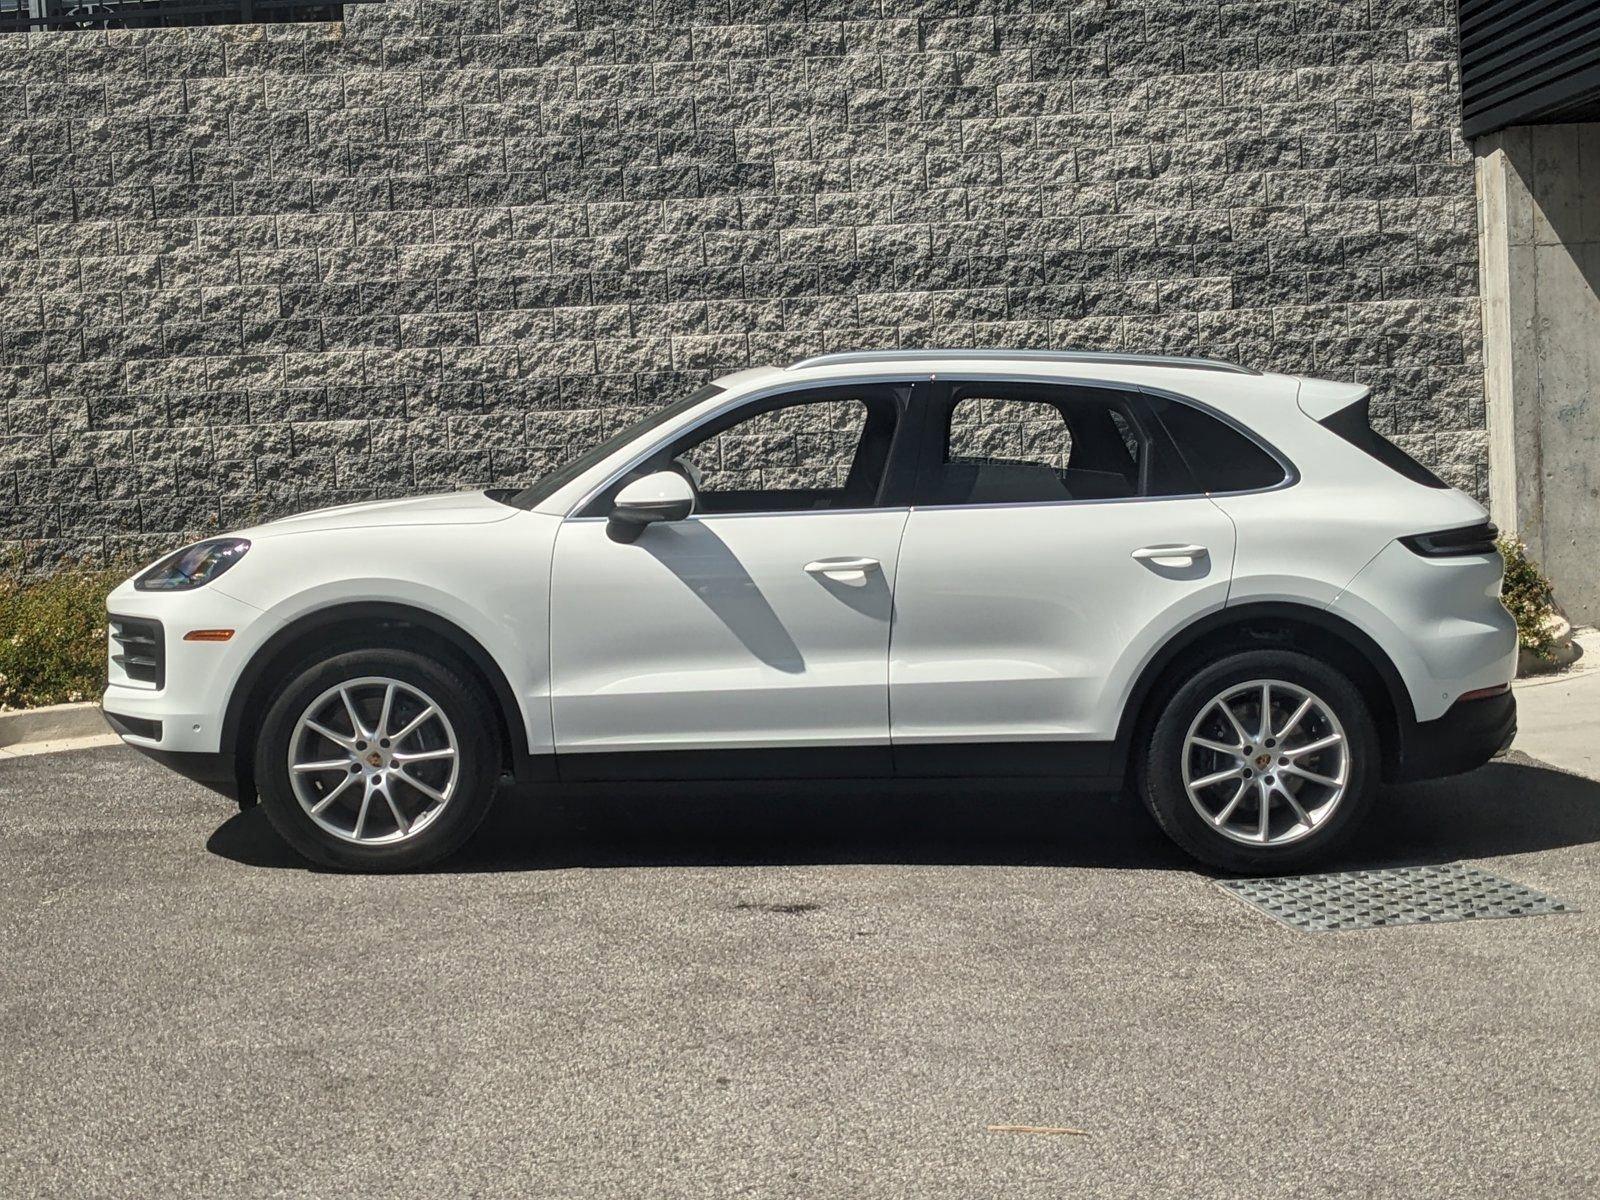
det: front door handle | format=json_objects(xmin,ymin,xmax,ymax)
[
  {"xmin": 1131, "ymin": 544, "xmax": 1208, "ymax": 563},
  {"xmin": 804, "ymin": 557, "xmax": 881, "ymax": 579}
]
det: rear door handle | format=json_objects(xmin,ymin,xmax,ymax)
[
  {"xmin": 1131, "ymin": 544, "xmax": 1208, "ymax": 563},
  {"xmin": 805, "ymin": 557, "xmax": 881, "ymax": 578}
]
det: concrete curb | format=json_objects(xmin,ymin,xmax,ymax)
[{"xmin": 0, "ymin": 702, "xmax": 110, "ymax": 750}]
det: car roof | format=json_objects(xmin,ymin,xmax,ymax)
[{"xmin": 709, "ymin": 349, "xmax": 1305, "ymax": 400}]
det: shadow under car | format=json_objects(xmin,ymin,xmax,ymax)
[{"xmin": 205, "ymin": 751, "xmax": 1600, "ymax": 877}]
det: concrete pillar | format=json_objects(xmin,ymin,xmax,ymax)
[{"xmin": 1475, "ymin": 124, "xmax": 1600, "ymax": 625}]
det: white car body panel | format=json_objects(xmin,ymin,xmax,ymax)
[
  {"xmin": 249, "ymin": 489, "xmax": 519, "ymax": 535},
  {"xmin": 103, "ymin": 500, "xmax": 561, "ymax": 757},
  {"xmin": 1329, "ymin": 540, "xmax": 1518, "ymax": 721},
  {"xmin": 549, "ymin": 509, "xmax": 909, "ymax": 751},
  {"xmin": 889, "ymin": 495, "xmax": 1235, "ymax": 742},
  {"xmin": 102, "ymin": 585, "xmax": 266, "ymax": 754}
]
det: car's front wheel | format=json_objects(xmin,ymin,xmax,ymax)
[
  {"xmin": 1138, "ymin": 649, "xmax": 1379, "ymax": 873},
  {"xmin": 255, "ymin": 647, "xmax": 501, "ymax": 872}
]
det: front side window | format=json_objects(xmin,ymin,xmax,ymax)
[
  {"xmin": 507, "ymin": 384, "xmax": 725, "ymax": 511},
  {"xmin": 925, "ymin": 383, "xmax": 1184, "ymax": 505},
  {"xmin": 672, "ymin": 387, "xmax": 903, "ymax": 514},
  {"xmin": 582, "ymin": 384, "xmax": 908, "ymax": 517},
  {"xmin": 682, "ymin": 399, "xmax": 868, "ymax": 499}
]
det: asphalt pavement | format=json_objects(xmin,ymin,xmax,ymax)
[{"xmin": 1, "ymin": 744, "xmax": 1596, "ymax": 1199}]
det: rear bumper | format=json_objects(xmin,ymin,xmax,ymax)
[{"xmin": 1389, "ymin": 690, "xmax": 1516, "ymax": 783}]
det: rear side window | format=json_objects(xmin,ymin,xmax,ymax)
[
  {"xmin": 1319, "ymin": 397, "xmax": 1447, "ymax": 488},
  {"xmin": 948, "ymin": 396, "xmax": 1076, "ymax": 474},
  {"xmin": 1151, "ymin": 397, "xmax": 1290, "ymax": 494},
  {"xmin": 922, "ymin": 382, "xmax": 1194, "ymax": 505}
]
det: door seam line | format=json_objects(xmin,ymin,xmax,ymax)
[{"xmin": 884, "ymin": 505, "xmax": 914, "ymax": 758}]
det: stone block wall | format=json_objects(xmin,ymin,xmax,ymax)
[{"xmin": 0, "ymin": 0, "xmax": 1484, "ymax": 568}]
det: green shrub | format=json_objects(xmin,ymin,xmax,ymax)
[
  {"xmin": 1497, "ymin": 535, "xmax": 1558, "ymax": 660},
  {"xmin": 0, "ymin": 559, "xmax": 127, "ymax": 710}
]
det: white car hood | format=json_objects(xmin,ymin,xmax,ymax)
[{"xmin": 243, "ymin": 491, "xmax": 518, "ymax": 538}]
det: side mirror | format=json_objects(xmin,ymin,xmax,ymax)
[{"xmin": 608, "ymin": 470, "xmax": 695, "ymax": 543}]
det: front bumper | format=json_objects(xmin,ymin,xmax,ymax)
[
  {"xmin": 103, "ymin": 582, "xmax": 272, "ymax": 804},
  {"xmin": 101, "ymin": 582, "xmax": 268, "ymax": 756},
  {"xmin": 1388, "ymin": 690, "xmax": 1516, "ymax": 783}
]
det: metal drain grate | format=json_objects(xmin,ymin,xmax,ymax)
[{"xmin": 1219, "ymin": 863, "xmax": 1576, "ymax": 932}]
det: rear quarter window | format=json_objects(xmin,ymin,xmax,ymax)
[{"xmin": 1151, "ymin": 398, "xmax": 1290, "ymax": 493}]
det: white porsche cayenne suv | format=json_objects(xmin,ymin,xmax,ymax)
[{"xmin": 102, "ymin": 350, "xmax": 1517, "ymax": 873}]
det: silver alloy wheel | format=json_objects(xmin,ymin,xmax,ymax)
[
  {"xmin": 287, "ymin": 676, "xmax": 460, "ymax": 846},
  {"xmin": 1181, "ymin": 678, "xmax": 1350, "ymax": 847}
]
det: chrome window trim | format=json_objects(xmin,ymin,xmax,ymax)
[{"xmin": 910, "ymin": 495, "xmax": 1210, "ymax": 513}]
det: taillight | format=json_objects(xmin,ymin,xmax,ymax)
[{"xmin": 1400, "ymin": 522, "xmax": 1498, "ymax": 557}]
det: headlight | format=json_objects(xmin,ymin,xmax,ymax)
[{"xmin": 135, "ymin": 538, "xmax": 251, "ymax": 592}]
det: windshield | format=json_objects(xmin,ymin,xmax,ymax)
[{"xmin": 497, "ymin": 384, "xmax": 725, "ymax": 510}]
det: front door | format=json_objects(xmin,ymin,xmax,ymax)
[{"xmin": 549, "ymin": 382, "xmax": 920, "ymax": 773}]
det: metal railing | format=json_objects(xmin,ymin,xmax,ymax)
[{"xmin": 786, "ymin": 349, "xmax": 1261, "ymax": 376}]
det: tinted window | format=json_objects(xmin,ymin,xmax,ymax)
[
  {"xmin": 924, "ymin": 383, "xmax": 1192, "ymax": 505},
  {"xmin": 1153, "ymin": 398, "xmax": 1289, "ymax": 493}
]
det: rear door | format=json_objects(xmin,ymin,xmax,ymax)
[{"xmin": 888, "ymin": 378, "xmax": 1238, "ymax": 756}]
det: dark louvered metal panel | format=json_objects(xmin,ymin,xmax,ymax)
[
  {"xmin": 1459, "ymin": 0, "xmax": 1600, "ymax": 137},
  {"xmin": 109, "ymin": 615, "xmax": 165, "ymax": 690}
]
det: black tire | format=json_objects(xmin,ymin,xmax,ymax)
[
  {"xmin": 1137, "ymin": 649, "xmax": 1379, "ymax": 874},
  {"xmin": 255, "ymin": 647, "xmax": 501, "ymax": 872}
]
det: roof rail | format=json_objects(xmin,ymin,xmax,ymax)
[{"xmin": 786, "ymin": 348, "xmax": 1259, "ymax": 376}]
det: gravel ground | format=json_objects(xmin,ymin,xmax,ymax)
[{"xmin": 1, "ymin": 745, "xmax": 1596, "ymax": 1200}]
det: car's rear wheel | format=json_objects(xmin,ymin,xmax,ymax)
[
  {"xmin": 255, "ymin": 648, "xmax": 500, "ymax": 872},
  {"xmin": 1138, "ymin": 649, "xmax": 1379, "ymax": 873}
]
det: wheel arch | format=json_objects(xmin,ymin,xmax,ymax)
[
  {"xmin": 1115, "ymin": 602, "xmax": 1415, "ymax": 782},
  {"xmin": 222, "ymin": 601, "xmax": 544, "ymax": 801}
]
